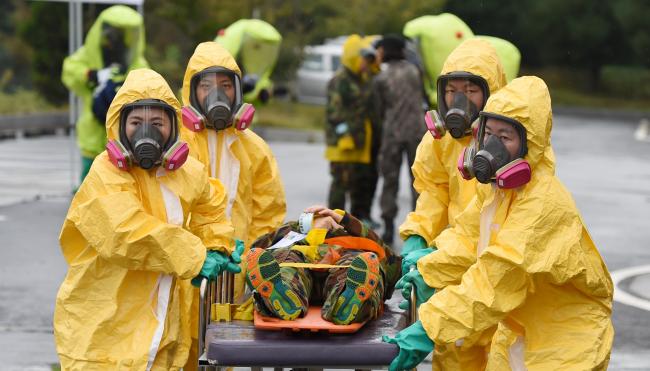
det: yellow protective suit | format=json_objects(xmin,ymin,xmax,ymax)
[
  {"xmin": 399, "ymin": 38, "xmax": 507, "ymax": 245},
  {"xmin": 54, "ymin": 68, "xmax": 234, "ymax": 370},
  {"xmin": 418, "ymin": 76, "xmax": 614, "ymax": 370},
  {"xmin": 181, "ymin": 41, "xmax": 286, "ymax": 298},
  {"xmin": 398, "ymin": 39, "xmax": 507, "ymax": 369},
  {"xmin": 180, "ymin": 42, "xmax": 286, "ymax": 370}
]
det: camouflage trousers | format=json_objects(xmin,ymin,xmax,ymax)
[
  {"xmin": 328, "ymin": 161, "xmax": 378, "ymax": 221},
  {"xmin": 379, "ymin": 139, "xmax": 419, "ymax": 221},
  {"xmin": 254, "ymin": 247, "xmax": 386, "ymax": 323}
]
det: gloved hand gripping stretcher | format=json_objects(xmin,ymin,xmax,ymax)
[{"xmin": 196, "ymin": 207, "xmax": 417, "ymax": 369}]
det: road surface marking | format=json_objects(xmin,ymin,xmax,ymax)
[
  {"xmin": 634, "ymin": 119, "xmax": 650, "ymax": 142},
  {"xmin": 611, "ymin": 264, "xmax": 650, "ymax": 312}
]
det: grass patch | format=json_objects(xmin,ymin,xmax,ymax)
[
  {"xmin": 550, "ymin": 88, "xmax": 650, "ymax": 111},
  {"xmin": 255, "ymin": 99, "xmax": 325, "ymax": 130},
  {"xmin": 50, "ymin": 364, "xmax": 61, "ymax": 371},
  {"xmin": 522, "ymin": 66, "xmax": 650, "ymax": 112},
  {"xmin": 0, "ymin": 89, "xmax": 63, "ymax": 114}
]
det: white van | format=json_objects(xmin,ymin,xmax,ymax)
[{"xmin": 295, "ymin": 41, "xmax": 343, "ymax": 105}]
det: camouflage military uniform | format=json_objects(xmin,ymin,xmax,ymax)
[
  {"xmin": 372, "ymin": 59, "xmax": 427, "ymax": 239},
  {"xmin": 326, "ymin": 68, "xmax": 377, "ymax": 221},
  {"xmin": 249, "ymin": 213, "xmax": 400, "ymax": 323}
]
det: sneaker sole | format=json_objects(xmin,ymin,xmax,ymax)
[
  {"xmin": 331, "ymin": 252, "xmax": 380, "ymax": 325},
  {"xmin": 246, "ymin": 248, "xmax": 303, "ymax": 320}
]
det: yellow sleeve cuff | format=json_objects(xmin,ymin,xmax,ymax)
[{"xmin": 306, "ymin": 228, "xmax": 328, "ymax": 246}]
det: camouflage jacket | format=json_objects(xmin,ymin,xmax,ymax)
[
  {"xmin": 251, "ymin": 212, "xmax": 401, "ymax": 300},
  {"xmin": 325, "ymin": 68, "xmax": 372, "ymax": 148},
  {"xmin": 372, "ymin": 60, "xmax": 427, "ymax": 143}
]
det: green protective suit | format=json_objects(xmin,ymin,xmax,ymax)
[
  {"xmin": 215, "ymin": 19, "xmax": 282, "ymax": 104},
  {"xmin": 403, "ymin": 13, "xmax": 474, "ymax": 107},
  {"xmin": 475, "ymin": 35, "xmax": 521, "ymax": 82},
  {"xmin": 61, "ymin": 5, "xmax": 148, "ymax": 159}
]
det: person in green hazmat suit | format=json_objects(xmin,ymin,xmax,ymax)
[
  {"xmin": 403, "ymin": 13, "xmax": 521, "ymax": 106},
  {"xmin": 215, "ymin": 19, "xmax": 282, "ymax": 105},
  {"xmin": 61, "ymin": 5, "xmax": 148, "ymax": 184}
]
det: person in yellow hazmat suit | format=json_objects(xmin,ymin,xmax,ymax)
[
  {"xmin": 54, "ymin": 68, "xmax": 239, "ymax": 370},
  {"xmin": 385, "ymin": 76, "xmax": 614, "ymax": 371},
  {"xmin": 179, "ymin": 41, "xmax": 287, "ymax": 370},
  {"xmin": 61, "ymin": 5, "xmax": 149, "ymax": 184},
  {"xmin": 397, "ymin": 38, "xmax": 507, "ymax": 369}
]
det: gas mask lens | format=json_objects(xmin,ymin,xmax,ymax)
[
  {"xmin": 437, "ymin": 73, "xmax": 488, "ymax": 138},
  {"xmin": 120, "ymin": 101, "xmax": 176, "ymax": 169},
  {"xmin": 101, "ymin": 24, "xmax": 137, "ymax": 68},
  {"xmin": 191, "ymin": 69, "xmax": 242, "ymax": 130},
  {"xmin": 203, "ymin": 88, "xmax": 232, "ymax": 130},
  {"xmin": 472, "ymin": 114, "xmax": 527, "ymax": 184}
]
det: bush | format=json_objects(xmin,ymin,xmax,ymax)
[
  {"xmin": 600, "ymin": 65, "xmax": 650, "ymax": 98},
  {"xmin": 0, "ymin": 89, "xmax": 57, "ymax": 114}
]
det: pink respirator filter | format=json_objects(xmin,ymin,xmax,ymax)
[
  {"xmin": 234, "ymin": 103, "xmax": 255, "ymax": 131},
  {"xmin": 425, "ymin": 110, "xmax": 445, "ymax": 139},
  {"xmin": 162, "ymin": 141, "xmax": 189, "ymax": 171},
  {"xmin": 181, "ymin": 106, "xmax": 205, "ymax": 132},
  {"xmin": 495, "ymin": 159, "xmax": 531, "ymax": 189},
  {"xmin": 106, "ymin": 140, "xmax": 131, "ymax": 170}
]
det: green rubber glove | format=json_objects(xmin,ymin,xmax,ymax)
[
  {"xmin": 191, "ymin": 243, "xmax": 244, "ymax": 287},
  {"xmin": 401, "ymin": 235, "xmax": 427, "ymax": 257},
  {"xmin": 382, "ymin": 320, "xmax": 434, "ymax": 371},
  {"xmin": 396, "ymin": 269, "xmax": 436, "ymax": 310},
  {"xmin": 401, "ymin": 247, "xmax": 436, "ymax": 276},
  {"xmin": 231, "ymin": 239, "xmax": 245, "ymax": 264}
]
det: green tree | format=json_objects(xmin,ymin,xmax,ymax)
[
  {"xmin": 445, "ymin": 0, "xmax": 630, "ymax": 88},
  {"xmin": 611, "ymin": 0, "xmax": 650, "ymax": 67},
  {"xmin": 19, "ymin": 1, "xmax": 69, "ymax": 104},
  {"xmin": 0, "ymin": 0, "xmax": 33, "ymax": 91}
]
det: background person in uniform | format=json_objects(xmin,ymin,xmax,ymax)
[
  {"xmin": 371, "ymin": 34, "xmax": 426, "ymax": 243},
  {"xmin": 325, "ymin": 35, "xmax": 376, "ymax": 223},
  {"xmin": 61, "ymin": 5, "xmax": 148, "ymax": 184}
]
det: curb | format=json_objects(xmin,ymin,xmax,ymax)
[{"xmin": 253, "ymin": 126, "xmax": 324, "ymax": 143}]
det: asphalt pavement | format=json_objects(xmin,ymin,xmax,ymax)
[{"xmin": 0, "ymin": 114, "xmax": 649, "ymax": 369}]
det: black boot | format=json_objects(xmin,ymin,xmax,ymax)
[{"xmin": 382, "ymin": 218, "xmax": 394, "ymax": 244}]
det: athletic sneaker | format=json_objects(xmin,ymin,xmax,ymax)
[
  {"xmin": 331, "ymin": 252, "xmax": 381, "ymax": 325},
  {"xmin": 245, "ymin": 248, "xmax": 304, "ymax": 320}
]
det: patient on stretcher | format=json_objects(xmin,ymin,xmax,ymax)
[{"xmin": 245, "ymin": 206, "xmax": 400, "ymax": 325}]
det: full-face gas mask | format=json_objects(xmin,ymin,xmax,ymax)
[
  {"xmin": 457, "ymin": 112, "xmax": 531, "ymax": 189},
  {"xmin": 101, "ymin": 23, "xmax": 137, "ymax": 69},
  {"xmin": 106, "ymin": 99, "xmax": 189, "ymax": 171},
  {"xmin": 427, "ymin": 72, "xmax": 489, "ymax": 139},
  {"xmin": 181, "ymin": 67, "xmax": 255, "ymax": 132}
]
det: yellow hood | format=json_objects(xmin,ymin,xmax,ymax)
[
  {"xmin": 105, "ymin": 68, "xmax": 181, "ymax": 141},
  {"xmin": 182, "ymin": 41, "xmax": 242, "ymax": 105},
  {"xmin": 341, "ymin": 34, "xmax": 372, "ymax": 75},
  {"xmin": 441, "ymin": 38, "xmax": 507, "ymax": 94},
  {"xmin": 482, "ymin": 75, "xmax": 555, "ymax": 173}
]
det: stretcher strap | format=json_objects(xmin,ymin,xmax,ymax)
[
  {"xmin": 324, "ymin": 236, "xmax": 386, "ymax": 260},
  {"xmin": 280, "ymin": 262, "xmax": 350, "ymax": 269}
]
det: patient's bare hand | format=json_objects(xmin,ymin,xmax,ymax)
[
  {"xmin": 313, "ymin": 216, "xmax": 342, "ymax": 231},
  {"xmin": 316, "ymin": 208, "xmax": 343, "ymax": 223},
  {"xmin": 304, "ymin": 205, "xmax": 328, "ymax": 214}
]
